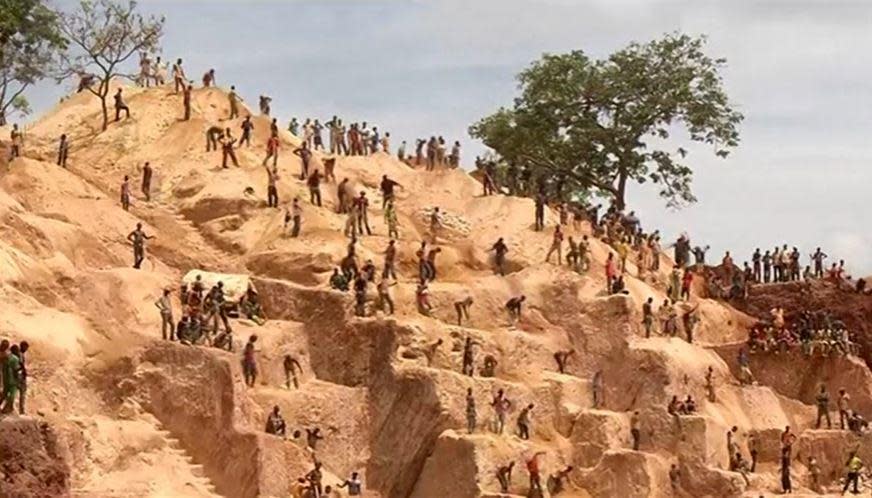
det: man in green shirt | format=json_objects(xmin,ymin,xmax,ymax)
[{"xmin": 2, "ymin": 344, "xmax": 21, "ymax": 414}]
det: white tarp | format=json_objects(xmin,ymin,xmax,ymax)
[{"xmin": 181, "ymin": 270, "xmax": 253, "ymax": 302}]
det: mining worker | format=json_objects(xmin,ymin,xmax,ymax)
[
  {"xmin": 517, "ymin": 403, "xmax": 534, "ymax": 440},
  {"xmin": 265, "ymin": 166, "xmax": 279, "ymax": 208},
  {"xmin": 534, "ymin": 191, "xmax": 546, "ymax": 231},
  {"xmin": 526, "ymin": 451, "xmax": 546, "ymax": 493},
  {"xmin": 283, "ymin": 354, "xmax": 303, "ymax": 389},
  {"xmin": 642, "ymin": 297, "xmax": 655, "ymax": 338},
  {"xmin": 265, "ymin": 405, "xmax": 286, "ymax": 436},
  {"xmin": 355, "ymin": 192, "xmax": 372, "ymax": 236},
  {"xmin": 492, "ymin": 389, "xmax": 511, "ymax": 434},
  {"xmin": 839, "ymin": 389, "xmax": 852, "ymax": 430},
  {"xmin": 127, "ymin": 222, "xmax": 153, "ymax": 269},
  {"xmin": 293, "ymin": 142, "xmax": 312, "ymax": 180},
  {"xmin": 240, "ymin": 115, "xmax": 254, "ymax": 147},
  {"xmin": 496, "ymin": 462, "xmax": 514, "ymax": 494},
  {"xmin": 454, "ymin": 296, "xmax": 473, "ymax": 326},
  {"xmin": 141, "ymin": 161, "xmax": 153, "ymax": 202},
  {"xmin": 286, "ymin": 197, "xmax": 302, "ymax": 237},
  {"xmin": 263, "ymin": 133, "xmax": 279, "ymax": 169},
  {"xmin": 221, "ymin": 128, "xmax": 239, "ymax": 168},
  {"xmin": 843, "ymin": 452, "xmax": 863, "ymax": 494},
  {"xmin": 242, "ymin": 334, "xmax": 258, "ymax": 387},
  {"xmin": 815, "ymin": 384, "xmax": 832, "ymax": 429},
  {"xmin": 465, "ymin": 387, "xmax": 476, "ymax": 434},
  {"xmin": 554, "ymin": 350, "xmax": 574, "ymax": 374},
  {"xmin": 228, "ymin": 85, "xmax": 241, "ymax": 120},
  {"xmin": 382, "ymin": 240, "xmax": 397, "ymax": 280},
  {"xmin": 305, "ymin": 461, "xmax": 323, "ymax": 497},
  {"xmin": 155, "ymin": 288, "xmax": 174, "ymax": 340},
  {"xmin": 307, "ymin": 170, "xmax": 322, "ymax": 207},
  {"xmin": 547, "ymin": 466, "xmax": 574, "ymax": 495},
  {"xmin": 545, "ymin": 224, "xmax": 564, "ymax": 263},
  {"xmin": 338, "ymin": 472, "xmax": 362, "ymax": 496},
  {"xmin": 202, "ymin": 68, "xmax": 215, "ymax": 87},
  {"xmin": 1, "ymin": 344, "xmax": 21, "ymax": 414},
  {"xmin": 505, "ymin": 295, "xmax": 526, "ymax": 324},
  {"xmin": 172, "ymin": 58, "xmax": 186, "ymax": 93},
  {"xmin": 57, "ymin": 134, "xmax": 70, "ymax": 167},
  {"xmin": 380, "ymin": 175, "xmax": 402, "ymax": 205},
  {"xmin": 206, "ymin": 126, "xmax": 223, "ymax": 152},
  {"xmin": 490, "ymin": 237, "xmax": 509, "ymax": 275},
  {"xmin": 461, "ymin": 336, "xmax": 477, "ymax": 376},
  {"xmin": 114, "ymin": 88, "xmax": 130, "ymax": 121},
  {"xmin": 630, "ymin": 410, "xmax": 641, "ymax": 450}
]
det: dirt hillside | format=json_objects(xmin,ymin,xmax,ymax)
[{"xmin": 1, "ymin": 82, "xmax": 870, "ymax": 497}]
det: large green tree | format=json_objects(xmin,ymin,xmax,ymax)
[
  {"xmin": 0, "ymin": 0, "xmax": 66, "ymax": 125},
  {"xmin": 469, "ymin": 33, "xmax": 743, "ymax": 210},
  {"xmin": 58, "ymin": 0, "xmax": 163, "ymax": 131}
]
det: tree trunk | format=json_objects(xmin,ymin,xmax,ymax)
[
  {"xmin": 615, "ymin": 170, "xmax": 628, "ymax": 211},
  {"xmin": 100, "ymin": 96, "xmax": 108, "ymax": 131}
]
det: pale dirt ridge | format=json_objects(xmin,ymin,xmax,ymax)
[{"xmin": 0, "ymin": 83, "xmax": 869, "ymax": 497}]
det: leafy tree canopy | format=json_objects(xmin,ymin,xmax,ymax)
[
  {"xmin": 469, "ymin": 33, "xmax": 743, "ymax": 210},
  {"xmin": 0, "ymin": 0, "xmax": 66, "ymax": 124}
]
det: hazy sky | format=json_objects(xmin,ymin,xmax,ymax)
[{"xmin": 27, "ymin": 0, "xmax": 872, "ymax": 274}]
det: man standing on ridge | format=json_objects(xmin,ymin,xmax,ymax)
[{"xmin": 127, "ymin": 222, "xmax": 154, "ymax": 269}]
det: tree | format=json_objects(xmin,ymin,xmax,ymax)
[
  {"xmin": 59, "ymin": 0, "xmax": 163, "ymax": 131},
  {"xmin": 469, "ymin": 33, "xmax": 743, "ymax": 210},
  {"xmin": 0, "ymin": 0, "xmax": 66, "ymax": 125}
]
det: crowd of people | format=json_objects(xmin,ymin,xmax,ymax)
[
  {"xmin": 3, "ymin": 52, "xmax": 871, "ymax": 497},
  {"xmin": 747, "ymin": 308, "xmax": 859, "ymax": 358}
]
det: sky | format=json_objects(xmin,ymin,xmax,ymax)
[{"xmin": 25, "ymin": 0, "xmax": 872, "ymax": 275}]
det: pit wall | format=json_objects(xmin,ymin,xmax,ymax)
[{"xmin": 129, "ymin": 343, "xmax": 313, "ymax": 498}]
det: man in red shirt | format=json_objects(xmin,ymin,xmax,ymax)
[
  {"xmin": 526, "ymin": 451, "xmax": 546, "ymax": 493},
  {"xmin": 681, "ymin": 268, "xmax": 694, "ymax": 300},
  {"xmin": 263, "ymin": 135, "xmax": 279, "ymax": 168}
]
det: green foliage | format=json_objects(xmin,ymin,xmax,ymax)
[
  {"xmin": 469, "ymin": 33, "xmax": 743, "ymax": 209},
  {"xmin": 59, "ymin": 0, "xmax": 164, "ymax": 130},
  {"xmin": 0, "ymin": 0, "xmax": 66, "ymax": 124}
]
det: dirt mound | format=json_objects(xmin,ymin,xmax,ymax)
[
  {"xmin": 0, "ymin": 418, "xmax": 71, "ymax": 498},
  {"xmin": 1, "ymin": 82, "xmax": 868, "ymax": 497}
]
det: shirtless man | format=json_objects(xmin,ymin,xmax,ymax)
[
  {"xmin": 454, "ymin": 296, "xmax": 473, "ymax": 326},
  {"xmin": 127, "ymin": 222, "xmax": 154, "ymax": 269},
  {"xmin": 283, "ymin": 354, "xmax": 303, "ymax": 389}
]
